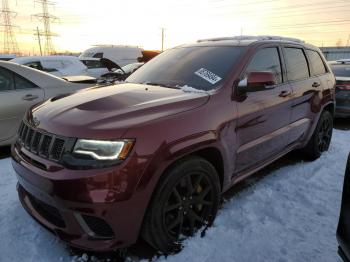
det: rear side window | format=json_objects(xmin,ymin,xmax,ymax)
[
  {"xmin": 306, "ymin": 50, "xmax": 327, "ymax": 76},
  {"xmin": 284, "ymin": 48, "xmax": 309, "ymax": 81},
  {"xmin": 0, "ymin": 67, "xmax": 14, "ymax": 91},
  {"xmin": 245, "ymin": 47, "xmax": 282, "ymax": 84},
  {"xmin": 14, "ymin": 75, "xmax": 38, "ymax": 90}
]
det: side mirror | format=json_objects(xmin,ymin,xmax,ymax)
[{"xmin": 238, "ymin": 71, "xmax": 277, "ymax": 93}]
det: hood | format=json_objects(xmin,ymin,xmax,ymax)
[{"xmin": 29, "ymin": 83, "xmax": 210, "ymax": 139}]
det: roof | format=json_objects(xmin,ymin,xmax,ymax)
[
  {"xmin": 11, "ymin": 55, "xmax": 80, "ymax": 63},
  {"xmin": 178, "ymin": 35, "xmax": 317, "ymax": 49}
]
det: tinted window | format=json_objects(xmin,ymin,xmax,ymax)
[
  {"xmin": 82, "ymin": 60, "xmax": 105, "ymax": 69},
  {"xmin": 93, "ymin": 53, "xmax": 103, "ymax": 58},
  {"xmin": 245, "ymin": 47, "xmax": 282, "ymax": 84},
  {"xmin": 14, "ymin": 75, "xmax": 38, "ymax": 89},
  {"xmin": 0, "ymin": 68, "xmax": 14, "ymax": 91},
  {"xmin": 331, "ymin": 65, "xmax": 350, "ymax": 77},
  {"xmin": 306, "ymin": 50, "xmax": 326, "ymax": 76},
  {"xmin": 25, "ymin": 61, "xmax": 43, "ymax": 71},
  {"xmin": 285, "ymin": 48, "xmax": 309, "ymax": 81},
  {"xmin": 127, "ymin": 46, "xmax": 246, "ymax": 91}
]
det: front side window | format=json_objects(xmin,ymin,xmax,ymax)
[
  {"xmin": 284, "ymin": 47, "xmax": 309, "ymax": 81},
  {"xmin": 83, "ymin": 60, "xmax": 105, "ymax": 69},
  {"xmin": 306, "ymin": 50, "xmax": 327, "ymax": 76},
  {"xmin": 245, "ymin": 47, "xmax": 282, "ymax": 84},
  {"xmin": 127, "ymin": 46, "xmax": 246, "ymax": 91},
  {"xmin": 0, "ymin": 67, "xmax": 14, "ymax": 92},
  {"xmin": 14, "ymin": 75, "xmax": 38, "ymax": 90}
]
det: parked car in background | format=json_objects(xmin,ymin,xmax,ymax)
[
  {"xmin": 80, "ymin": 45, "xmax": 143, "ymax": 67},
  {"xmin": 0, "ymin": 61, "xmax": 96, "ymax": 146},
  {"xmin": 0, "ymin": 54, "xmax": 17, "ymax": 61},
  {"xmin": 11, "ymin": 56, "xmax": 89, "ymax": 77},
  {"xmin": 329, "ymin": 60, "xmax": 350, "ymax": 117},
  {"xmin": 337, "ymin": 153, "xmax": 350, "ymax": 262},
  {"xmin": 79, "ymin": 57, "xmax": 120, "ymax": 78},
  {"xmin": 100, "ymin": 62, "xmax": 144, "ymax": 82},
  {"xmin": 12, "ymin": 36, "xmax": 335, "ymax": 254}
]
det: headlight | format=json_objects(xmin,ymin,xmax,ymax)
[
  {"xmin": 73, "ymin": 139, "xmax": 134, "ymax": 160},
  {"xmin": 62, "ymin": 139, "xmax": 134, "ymax": 169}
]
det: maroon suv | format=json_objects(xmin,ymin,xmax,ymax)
[{"xmin": 12, "ymin": 36, "xmax": 335, "ymax": 253}]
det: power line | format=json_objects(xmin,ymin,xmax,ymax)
[
  {"xmin": 0, "ymin": 0, "xmax": 19, "ymax": 54},
  {"xmin": 32, "ymin": 0, "xmax": 59, "ymax": 55}
]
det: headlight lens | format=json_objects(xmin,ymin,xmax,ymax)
[{"xmin": 73, "ymin": 139, "xmax": 134, "ymax": 161}]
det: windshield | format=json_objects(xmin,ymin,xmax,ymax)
[
  {"xmin": 331, "ymin": 65, "xmax": 350, "ymax": 77},
  {"xmin": 126, "ymin": 46, "xmax": 246, "ymax": 91}
]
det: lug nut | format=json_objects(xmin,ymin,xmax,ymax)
[{"xmin": 184, "ymin": 211, "xmax": 187, "ymax": 215}]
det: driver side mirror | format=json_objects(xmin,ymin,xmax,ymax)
[{"xmin": 237, "ymin": 71, "xmax": 277, "ymax": 93}]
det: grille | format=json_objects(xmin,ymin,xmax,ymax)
[
  {"xmin": 82, "ymin": 215, "xmax": 114, "ymax": 238},
  {"xmin": 17, "ymin": 121, "xmax": 68, "ymax": 162}
]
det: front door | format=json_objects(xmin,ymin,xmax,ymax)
[
  {"xmin": 0, "ymin": 67, "xmax": 44, "ymax": 143},
  {"xmin": 235, "ymin": 46, "xmax": 292, "ymax": 173}
]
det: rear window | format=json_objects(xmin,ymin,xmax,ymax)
[
  {"xmin": 127, "ymin": 46, "xmax": 246, "ymax": 91},
  {"xmin": 306, "ymin": 50, "xmax": 327, "ymax": 76},
  {"xmin": 331, "ymin": 65, "xmax": 350, "ymax": 77},
  {"xmin": 284, "ymin": 48, "xmax": 309, "ymax": 81}
]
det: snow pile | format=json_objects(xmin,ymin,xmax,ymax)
[
  {"xmin": 0, "ymin": 129, "xmax": 349, "ymax": 261},
  {"xmin": 179, "ymin": 85, "xmax": 209, "ymax": 94}
]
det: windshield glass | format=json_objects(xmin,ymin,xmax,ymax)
[
  {"xmin": 126, "ymin": 46, "xmax": 246, "ymax": 91},
  {"xmin": 331, "ymin": 65, "xmax": 350, "ymax": 77}
]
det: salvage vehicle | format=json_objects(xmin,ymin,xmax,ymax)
[
  {"xmin": 11, "ymin": 56, "xmax": 89, "ymax": 78},
  {"xmin": 337, "ymin": 153, "xmax": 350, "ymax": 262},
  {"xmin": 329, "ymin": 60, "xmax": 350, "ymax": 118},
  {"xmin": 0, "ymin": 61, "xmax": 95, "ymax": 146},
  {"xmin": 100, "ymin": 62, "xmax": 144, "ymax": 83},
  {"xmin": 12, "ymin": 36, "xmax": 335, "ymax": 253}
]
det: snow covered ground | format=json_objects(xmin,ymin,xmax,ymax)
[{"xmin": 0, "ymin": 129, "xmax": 349, "ymax": 262}]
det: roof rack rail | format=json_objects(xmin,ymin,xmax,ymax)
[{"xmin": 197, "ymin": 35, "xmax": 304, "ymax": 44}]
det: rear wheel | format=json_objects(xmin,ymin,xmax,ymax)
[
  {"xmin": 302, "ymin": 110, "xmax": 333, "ymax": 160},
  {"xmin": 142, "ymin": 156, "xmax": 220, "ymax": 253}
]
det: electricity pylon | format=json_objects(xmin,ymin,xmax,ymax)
[{"xmin": 0, "ymin": 0, "xmax": 19, "ymax": 54}]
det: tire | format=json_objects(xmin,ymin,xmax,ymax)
[
  {"xmin": 301, "ymin": 110, "xmax": 333, "ymax": 160},
  {"xmin": 142, "ymin": 156, "xmax": 221, "ymax": 254}
]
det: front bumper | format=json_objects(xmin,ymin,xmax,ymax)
[{"xmin": 11, "ymin": 142, "xmax": 152, "ymax": 252}]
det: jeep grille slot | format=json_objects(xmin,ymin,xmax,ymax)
[{"xmin": 17, "ymin": 121, "xmax": 70, "ymax": 163}]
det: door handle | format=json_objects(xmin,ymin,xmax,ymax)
[
  {"xmin": 279, "ymin": 90, "xmax": 291, "ymax": 97},
  {"xmin": 312, "ymin": 82, "xmax": 321, "ymax": 88},
  {"xmin": 22, "ymin": 94, "xmax": 39, "ymax": 101}
]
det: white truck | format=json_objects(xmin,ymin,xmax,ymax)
[{"xmin": 79, "ymin": 45, "xmax": 143, "ymax": 67}]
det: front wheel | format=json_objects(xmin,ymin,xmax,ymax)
[
  {"xmin": 142, "ymin": 156, "xmax": 221, "ymax": 253},
  {"xmin": 301, "ymin": 110, "xmax": 333, "ymax": 160}
]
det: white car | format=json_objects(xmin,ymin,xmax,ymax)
[
  {"xmin": 79, "ymin": 57, "xmax": 116, "ymax": 78},
  {"xmin": 0, "ymin": 61, "xmax": 96, "ymax": 146},
  {"xmin": 11, "ymin": 55, "xmax": 88, "ymax": 77}
]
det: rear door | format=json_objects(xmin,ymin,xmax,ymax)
[
  {"xmin": 235, "ymin": 45, "xmax": 293, "ymax": 173},
  {"xmin": 0, "ymin": 67, "xmax": 44, "ymax": 143},
  {"xmin": 282, "ymin": 46, "xmax": 320, "ymax": 143}
]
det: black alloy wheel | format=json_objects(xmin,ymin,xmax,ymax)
[{"xmin": 142, "ymin": 156, "xmax": 220, "ymax": 253}]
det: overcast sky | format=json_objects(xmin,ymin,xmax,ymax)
[{"xmin": 3, "ymin": 0, "xmax": 350, "ymax": 54}]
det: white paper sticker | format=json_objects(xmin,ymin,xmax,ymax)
[{"xmin": 194, "ymin": 68, "xmax": 222, "ymax": 85}]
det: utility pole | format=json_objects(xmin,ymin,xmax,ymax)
[
  {"xmin": 347, "ymin": 34, "xmax": 350, "ymax": 47},
  {"xmin": 0, "ymin": 0, "xmax": 19, "ymax": 54},
  {"xmin": 161, "ymin": 27, "xmax": 165, "ymax": 52},
  {"xmin": 35, "ymin": 26, "xmax": 43, "ymax": 55},
  {"xmin": 33, "ymin": 0, "xmax": 59, "ymax": 55}
]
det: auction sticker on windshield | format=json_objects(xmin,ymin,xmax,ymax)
[{"xmin": 195, "ymin": 68, "xmax": 222, "ymax": 84}]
